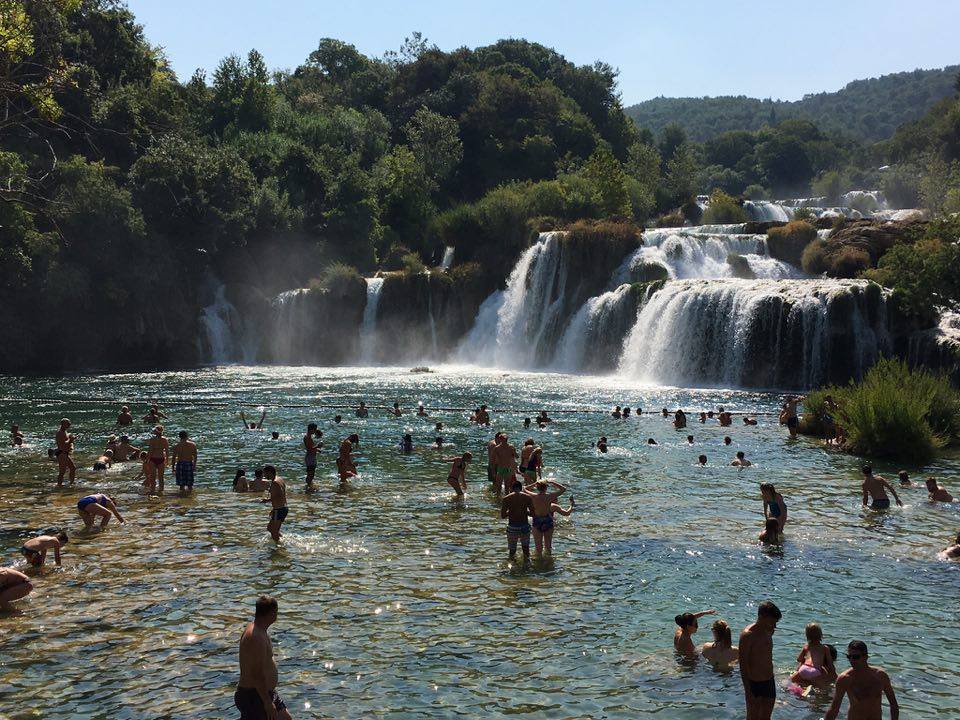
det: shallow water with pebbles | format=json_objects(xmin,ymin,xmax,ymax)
[{"xmin": 1, "ymin": 366, "xmax": 958, "ymax": 719}]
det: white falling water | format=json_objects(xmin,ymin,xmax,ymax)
[
  {"xmin": 358, "ymin": 277, "xmax": 384, "ymax": 364},
  {"xmin": 617, "ymin": 279, "xmax": 890, "ymax": 388},
  {"xmin": 270, "ymin": 288, "xmax": 309, "ymax": 363},
  {"xmin": 743, "ymin": 200, "xmax": 793, "ymax": 222},
  {"xmin": 440, "ymin": 246, "xmax": 455, "ymax": 270},
  {"xmin": 427, "ymin": 287, "xmax": 439, "ymax": 358},
  {"xmin": 200, "ymin": 285, "xmax": 242, "ymax": 364},
  {"xmin": 552, "ymin": 284, "xmax": 634, "ymax": 372},
  {"xmin": 458, "ymin": 290, "xmax": 505, "ymax": 364}
]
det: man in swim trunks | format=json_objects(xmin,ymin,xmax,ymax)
[
  {"xmin": 55, "ymin": 418, "xmax": 76, "ymax": 486},
  {"xmin": 0, "ymin": 567, "xmax": 33, "ymax": 609},
  {"xmin": 525, "ymin": 479, "xmax": 568, "ymax": 557},
  {"xmin": 147, "ymin": 426, "xmax": 169, "ymax": 494},
  {"xmin": 500, "ymin": 480, "xmax": 534, "ymax": 562},
  {"xmin": 782, "ymin": 396, "xmax": 801, "ymax": 437},
  {"xmin": 825, "ymin": 641, "xmax": 899, "ymax": 720},
  {"xmin": 171, "ymin": 430, "xmax": 198, "ymax": 497},
  {"xmin": 236, "ymin": 595, "xmax": 292, "ymax": 720},
  {"xmin": 739, "ymin": 600, "xmax": 782, "ymax": 720},
  {"xmin": 241, "ymin": 409, "xmax": 266, "ymax": 430},
  {"xmin": 261, "ymin": 466, "xmax": 288, "ymax": 542},
  {"xmin": 21, "ymin": 532, "xmax": 68, "ymax": 567},
  {"xmin": 861, "ymin": 466, "xmax": 902, "ymax": 510},
  {"xmin": 491, "ymin": 434, "xmax": 518, "ymax": 495},
  {"xmin": 474, "ymin": 405, "xmax": 490, "ymax": 425},
  {"xmin": 116, "ymin": 406, "xmax": 133, "ymax": 426},
  {"xmin": 486, "ymin": 433, "xmax": 502, "ymax": 490},
  {"xmin": 444, "ymin": 452, "xmax": 472, "ymax": 496},
  {"xmin": 304, "ymin": 423, "xmax": 321, "ymax": 489},
  {"xmin": 93, "ymin": 449, "xmax": 113, "ymax": 471},
  {"xmin": 78, "ymin": 494, "xmax": 124, "ymax": 530}
]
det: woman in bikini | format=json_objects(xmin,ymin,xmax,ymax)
[
  {"xmin": 444, "ymin": 452, "xmax": 472, "ymax": 496},
  {"xmin": 147, "ymin": 426, "xmax": 169, "ymax": 494},
  {"xmin": 760, "ymin": 483, "xmax": 787, "ymax": 531},
  {"xmin": 700, "ymin": 619, "xmax": 739, "ymax": 666},
  {"xmin": 673, "ymin": 609, "xmax": 716, "ymax": 659},
  {"xmin": 519, "ymin": 439, "xmax": 542, "ymax": 484},
  {"xmin": 525, "ymin": 479, "xmax": 567, "ymax": 557}
]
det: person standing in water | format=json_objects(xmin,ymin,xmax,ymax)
[
  {"xmin": 861, "ymin": 466, "xmax": 903, "ymax": 510},
  {"xmin": 925, "ymin": 477, "xmax": 954, "ymax": 502},
  {"xmin": 171, "ymin": 430, "xmax": 198, "ymax": 497},
  {"xmin": 486, "ymin": 433, "xmax": 502, "ymax": 490},
  {"xmin": 146, "ymin": 426, "xmax": 170, "ymax": 493},
  {"xmin": 444, "ymin": 452, "xmax": 472, "ymax": 497},
  {"xmin": 500, "ymin": 480, "xmax": 534, "ymax": 562},
  {"xmin": 304, "ymin": 423, "xmax": 320, "ymax": 490},
  {"xmin": 701, "ymin": 619, "xmax": 739, "ymax": 666},
  {"xmin": 760, "ymin": 483, "xmax": 787, "ymax": 531},
  {"xmin": 386, "ymin": 402, "xmax": 402, "ymax": 418},
  {"xmin": 674, "ymin": 409, "xmax": 687, "ymax": 429},
  {"xmin": 790, "ymin": 622, "xmax": 837, "ymax": 692},
  {"xmin": 240, "ymin": 409, "xmax": 266, "ymax": 430},
  {"xmin": 825, "ymin": 641, "xmax": 899, "ymax": 720},
  {"xmin": 781, "ymin": 396, "xmax": 801, "ymax": 437},
  {"xmin": 525, "ymin": 479, "xmax": 567, "ymax": 557},
  {"xmin": 336, "ymin": 435, "xmax": 360, "ymax": 484},
  {"xmin": 261, "ymin": 466, "xmax": 287, "ymax": 542},
  {"xmin": 519, "ymin": 439, "xmax": 542, "ymax": 484},
  {"xmin": 55, "ymin": 419, "xmax": 76, "ymax": 486},
  {"xmin": 116, "ymin": 406, "xmax": 134, "ymax": 426},
  {"xmin": 673, "ymin": 609, "xmax": 716, "ymax": 659},
  {"xmin": 356, "ymin": 401, "xmax": 369, "ymax": 418},
  {"xmin": 143, "ymin": 404, "xmax": 167, "ymax": 424},
  {"xmin": 235, "ymin": 595, "xmax": 292, "ymax": 720},
  {"xmin": 739, "ymin": 600, "xmax": 782, "ymax": 720},
  {"xmin": 492, "ymin": 435, "xmax": 518, "ymax": 494}
]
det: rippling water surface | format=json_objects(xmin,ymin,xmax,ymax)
[{"xmin": 1, "ymin": 366, "xmax": 958, "ymax": 719}]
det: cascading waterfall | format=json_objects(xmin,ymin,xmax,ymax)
[
  {"xmin": 617, "ymin": 279, "xmax": 891, "ymax": 389},
  {"xmin": 552, "ymin": 284, "xmax": 635, "ymax": 372},
  {"xmin": 358, "ymin": 277, "xmax": 384, "ymax": 364},
  {"xmin": 200, "ymin": 285, "xmax": 243, "ymax": 364},
  {"xmin": 440, "ymin": 246, "xmax": 455, "ymax": 270},
  {"xmin": 270, "ymin": 288, "xmax": 310, "ymax": 363},
  {"xmin": 742, "ymin": 200, "xmax": 793, "ymax": 222}
]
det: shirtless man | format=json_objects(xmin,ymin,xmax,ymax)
[
  {"xmin": 718, "ymin": 407, "xmax": 733, "ymax": 427},
  {"xmin": 519, "ymin": 439, "xmax": 542, "ymax": 483},
  {"xmin": 147, "ymin": 426, "xmax": 170, "ymax": 494},
  {"xmin": 732, "ymin": 451, "xmax": 752, "ymax": 467},
  {"xmin": 825, "ymin": 641, "xmax": 899, "ymax": 720},
  {"xmin": 782, "ymin": 396, "xmax": 801, "ymax": 437},
  {"xmin": 356, "ymin": 401, "xmax": 369, "ymax": 418},
  {"xmin": 241, "ymin": 410, "xmax": 266, "ymax": 431},
  {"xmin": 78, "ymin": 494, "xmax": 124, "ymax": 530},
  {"xmin": 11, "ymin": 424, "xmax": 24, "ymax": 446},
  {"xmin": 115, "ymin": 435, "xmax": 139, "ymax": 461},
  {"xmin": 525, "ymin": 479, "xmax": 567, "ymax": 556},
  {"xmin": 536, "ymin": 410, "xmax": 551, "ymax": 425},
  {"xmin": 475, "ymin": 405, "xmax": 490, "ymax": 426},
  {"xmin": 491, "ymin": 435, "xmax": 518, "ymax": 495},
  {"xmin": 336, "ymin": 434, "xmax": 360, "ymax": 483},
  {"xmin": 925, "ymin": 477, "xmax": 954, "ymax": 503},
  {"xmin": 386, "ymin": 402, "xmax": 402, "ymax": 418},
  {"xmin": 486, "ymin": 433, "xmax": 502, "ymax": 490},
  {"xmin": 444, "ymin": 452, "xmax": 471, "ymax": 497},
  {"xmin": 739, "ymin": 600, "xmax": 782, "ymax": 720},
  {"xmin": 55, "ymin": 418, "xmax": 76, "ymax": 486},
  {"xmin": 0, "ymin": 567, "xmax": 33, "ymax": 609},
  {"xmin": 261, "ymin": 466, "xmax": 288, "ymax": 542},
  {"xmin": 941, "ymin": 532, "xmax": 960, "ymax": 559},
  {"xmin": 674, "ymin": 409, "xmax": 687, "ymax": 429},
  {"xmin": 500, "ymin": 480, "xmax": 534, "ymax": 562},
  {"xmin": 116, "ymin": 406, "xmax": 133, "ymax": 426},
  {"xmin": 303, "ymin": 424, "xmax": 321, "ymax": 489},
  {"xmin": 21, "ymin": 532, "xmax": 68, "ymax": 567},
  {"xmin": 235, "ymin": 595, "xmax": 292, "ymax": 720},
  {"xmin": 171, "ymin": 430, "xmax": 198, "ymax": 497},
  {"xmin": 143, "ymin": 404, "xmax": 167, "ymax": 424},
  {"xmin": 861, "ymin": 466, "xmax": 902, "ymax": 510}
]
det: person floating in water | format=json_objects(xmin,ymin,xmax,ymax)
[
  {"xmin": 93, "ymin": 449, "xmax": 113, "ymax": 471},
  {"xmin": 171, "ymin": 430, "xmax": 198, "ymax": 497},
  {"xmin": 0, "ymin": 567, "xmax": 33, "ymax": 609},
  {"xmin": 760, "ymin": 483, "xmax": 787, "ymax": 531},
  {"xmin": 732, "ymin": 451, "xmax": 752, "ymax": 467},
  {"xmin": 21, "ymin": 532, "xmax": 68, "ymax": 567},
  {"xmin": 861, "ymin": 466, "xmax": 902, "ymax": 510},
  {"xmin": 116, "ymin": 406, "xmax": 133, "ymax": 426},
  {"xmin": 78, "ymin": 494, "xmax": 124, "ymax": 530},
  {"xmin": 701, "ymin": 619, "xmax": 739, "ymax": 666},
  {"xmin": 824, "ymin": 641, "xmax": 899, "ymax": 720},
  {"xmin": 525, "ymin": 479, "xmax": 567, "ymax": 557},
  {"xmin": 147, "ymin": 425, "xmax": 169, "ymax": 494},
  {"xmin": 261, "ymin": 466, "xmax": 287, "ymax": 542},
  {"xmin": 739, "ymin": 601, "xmax": 782, "ymax": 720},
  {"xmin": 235, "ymin": 595, "xmax": 292, "ymax": 720},
  {"xmin": 500, "ymin": 480, "xmax": 533, "ymax": 562},
  {"xmin": 790, "ymin": 623, "xmax": 837, "ymax": 692},
  {"xmin": 240, "ymin": 409, "xmax": 266, "ymax": 430},
  {"xmin": 674, "ymin": 609, "xmax": 716, "ymax": 659},
  {"xmin": 519, "ymin": 439, "xmax": 542, "ymax": 483},
  {"xmin": 55, "ymin": 418, "xmax": 76, "ymax": 486},
  {"xmin": 304, "ymin": 423, "xmax": 321, "ymax": 490},
  {"xmin": 925, "ymin": 477, "xmax": 954, "ymax": 502},
  {"xmin": 444, "ymin": 452, "xmax": 471, "ymax": 497}
]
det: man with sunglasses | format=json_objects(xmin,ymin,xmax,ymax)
[
  {"xmin": 739, "ymin": 600, "xmax": 782, "ymax": 720},
  {"xmin": 825, "ymin": 640, "xmax": 899, "ymax": 719}
]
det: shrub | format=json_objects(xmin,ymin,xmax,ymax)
[
  {"xmin": 767, "ymin": 220, "xmax": 818, "ymax": 269},
  {"xmin": 400, "ymin": 252, "xmax": 426, "ymax": 275},
  {"xmin": 726, "ymin": 253, "xmax": 755, "ymax": 279},
  {"xmin": 743, "ymin": 184, "xmax": 769, "ymax": 200},
  {"xmin": 656, "ymin": 210, "xmax": 685, "ymax": 228},
  {"xmin": 801, "ymin": 239, "xmax": 829, "ymax": 275},
  {"xmin": 701, "ymin": 189, "xmax": 748, "ymax": 224},
  {"xmin": 381, "ymin": 242, "xmax": 412, "ymax": 271},
  {"xmin": 315, "ymin": 262, "xmax": 362, "ymax": 295},
  {"xmin": 792, "ymin": 207, "xmax": 815, "ymax": 221},
  {"xmin": 826, "ymin": 246, "xmax": 871, "ymax": 278},
  {"xmin": 630, "ymin": 261, "xmax": 669, "ymax": 283},
  {"xmin": 565, "ymin": 218, "xmax": 642, "ymax": 245}
]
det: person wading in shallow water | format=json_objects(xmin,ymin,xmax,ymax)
[
  {"xmin": 825, "ymin": 640, "xmax": 899, "ymax": 720},
  {"xmin": 739, "ymin": 600, "xmax": 782, "ymax": 720},
  {"xmin": 171, "ymin": 430, "xmax": 198, "ymax": 497},
  {"xmin": 55, "ymin": 419, "xmax": 76, "ymax": 486},
  {"xmin": 861, "ymin": 466, "xmax": 902, "ymax": 511},
  {"xmin": 491, "ymin": 434, "xmax": 517, "ymax": 494},
  {"xmin": 235, "ymin": 595, "xmax": 292, "ymax": 720},
  {"xmin": 147, "ymin": 426, "xmax": 170, "ymax": 494}
]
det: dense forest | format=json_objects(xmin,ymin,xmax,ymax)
[
  {"xmin": 626, "ymin": 66, "xmax": 960, "ymax": 143},
  {"xmin": 1, "ymin": 0, "xmax": 959, "ymax": 372}
]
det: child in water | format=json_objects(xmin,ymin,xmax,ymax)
[
  {"xmin": 790, "ymin": 623, "xmax": 837, "ymax": 691},
  {"xmin": 758, "ymin": 518, "xmax": 781, "ymax": 544}
]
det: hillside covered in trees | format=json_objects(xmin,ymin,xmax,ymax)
[{"xmin": 626, "ymin": 66, "xmax": 960, "ymax": 143}]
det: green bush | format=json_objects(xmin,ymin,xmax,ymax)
[
  {"xmin": 565, "ymin": 218, "xmax": 642, "ymax": 245},
  {"xmin": 401, "ymin": 252, "xmax": 426, "ymax": 275},
  {"xmin": 801, "ymin": 239, "xmax": 829, "ymax": 275},
  {"xmin": 656, "ymin": 210, "xmax": 686, "ymax": 228},
  {"xmin": 769, "ymin": 220, "xmax": 818, "ymax": 268},
  {"xmin": 827, "ymin": 246, "xmax": 871, "ymax": 278},
  {"xmin": 743, "ymin": 184, "xmax": 769, "ymax": 200},
  {"xmin": 726, "ymin": 253, "xmax": 755, "ymax": 279},
  {"xmin": 701, "ymin": 189, "xmax": 748, "ymax": 224},
  {"xmin": 316, "ymin": 262, "xmax": 362, "ymax": 295},
  {"xmin": 792, "ymin": 207, "xmax": 815, "ymax": 221}
]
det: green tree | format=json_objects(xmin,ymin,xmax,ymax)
[{"xmin": 403, "ymin": 107, "xmax": 463, "ymax": 187}]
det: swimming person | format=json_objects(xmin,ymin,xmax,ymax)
[
  {"xmin": 0, "ymin": 567, "xmax": 33, "ymax": 609},
  {"xmin": 536, "ymin": 410, "xmax": 551, "ymax": 425},
  {"xmin": 758, "ymin": 518, "xmax": 781, "ymax": 545},
  {"xmin": 387, "ymin": 401, "xmax": 402, "ymax": 418},
  {"xmin": 723, "ymin": 436, "xmax": 732, "ymax": 446},
  {"xmin": 698, "ymin": 454, "xmax": 707, "ymax": 466},
  {"xmin": 77, "ymin": 494, "xmax": 124, "ymax": 530},
  {"xmin": 304, "ymin": 424, "xmax": 321, "ymax": 490},
  {"xmin": 701, "ymin": 619, "xmax": 739, "ymax": 666},
  {"xmin": 790, "ymin": 623, "xmax": 837, "ymax": 692},
  {"xmin": 416, "ymin": 402, "xmax": 428, "ymax": 417},
  {"xmin": 93, "ymin": 449, "xmax": 113, "ymax": 471},
  {"xmin": 525, "ymin": 479, "xmax": 567, "ymax": 557},
  {"xmin": 400, "ymin": 434, "xmax": 414, "ymax": 453},
  {"xmin": 718, "ymin": 407, "xmax": 732, "ymax": 427},
  {"xmin": 941, "ymin": 532, "xmax": 960, "ymax": 559},
  {"xmin": 925, "ymin": 477, "xmax": 954, "ymax": 502},
  {"xmin": 519, "ymin": 439, "xmax": 542, "ymax": 483},
  {"xmin": 143, "ymin": 404, "xmax": 167, "ymax": 424},
  {"xmin": 739, "ymin": 600, "xmax": 782, "ymax": 720},
  {"xmin": 240, "ymin": 409, "xmax": 266, "ymax": 430},
  {"xmin": 674, "ymin": 609, "xmax": 716, "ymax": 658},
  {"xmin": 861, "ymin": 466, "xmax": 903, "ymax": 510},
  {"xmin": 21, "ymin": 532, "xmax": 68, "ymax": 567},
  {"xmin": 647, "ymin": 438, "xmax": 658, "ymax": 446},
  {"xmin": 825, "ymin": 641, "xmax": 899, "ymax": 720},
  {"xmin": 597, "ymin": 436, "xmax": 608, "ymax": 453},
  {"xmin": 235, "ymin": 595, "xmax": 292, "ymax": 720},
  {"xmin": 743, "ymin": 416, "xmax": 758, "ymax": 425},
  {"xmin": 55, "ymin": 418, "xmax": 76, "ymax": 486},
  {"xmin": 732, "ymin": 451, "xmax": 752, "ymax": 467},
  {"xmin": 897, "ymin": 471, "xmax": 912, "ymax": 487},
  {"xmin": 500, "ymin": 479, "xmax": 534, "ymax": 562},
  {"xmin": 612, "ymin": 406, "xmax": 622, "ymax": 419},
  {"xmin": 171, "ymin": 430, "xmax": 198, "ymax": 497},
  {"xmin": 116, "ymin": 406, "xmax": 133, "ymax": 426},
  {"xmin": 760, "ymin": 483, "xmax": 787, "ymax": 531},
  {"xmin": 147, "ymin": 425, "xmax": 169, "ymax": 494},
  {"xmin": 699, "ymin": 412, "xmax": 707, "ymax": 423},
  {"xmin": 687, "ymin": 435, "xmax": 694, "ymax": 444},
  {"xmin": 444, "ymin": 452, "xmax": 472, "ymax": 497},
  {"xmin": 261, "ymin": 466, "xmax": 287, "ymax": 542}
]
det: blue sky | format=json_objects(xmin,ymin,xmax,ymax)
[{"xmin": 128, "ymin": 0, "xmax": 960, "ymax": 105}]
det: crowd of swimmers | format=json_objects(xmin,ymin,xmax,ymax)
[{"xmin": 4, "ymin": 396, "xmax": 958, "ymax": 719}]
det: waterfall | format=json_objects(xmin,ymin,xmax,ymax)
[
  {"xmin": 441, "ymin": 246, "xmax": 455, "ymax": 270},
  {"xmin": 743, "ymin": 201, "xmax": 793, "ymax": 222},
  {"xmin": 618, "ymin": 279, "xmax": 891, "ymax": 389},
  {"xmin": 200, "ymin": 285, "xmax": 242, "ymax": 364},
  {"xmin": 427, "ymin": 287, "xmax": 439, "ymax": 358},
  {"xmin": 458, "ymin": 290, "xmax": 506, "ymax": 364},
  {"xmin": 269, "ymin": 288, "xmax": 310, "ymax": 363},
  {"xmin": 359, "ymin": 277, "xmax": 384, "ymax": 364},
  {"xmin": 552, "ymin": 284, "xmax": 635, "ymax": 372}
]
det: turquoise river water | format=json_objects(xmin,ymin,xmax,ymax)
[{"xmin": 0, "ymin": 366, "xmax": 958, "ymax": 719}]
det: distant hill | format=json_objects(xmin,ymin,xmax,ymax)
[{"xmin": 625, "ymin": 66, "xmax": 960, "ymax": 143}]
